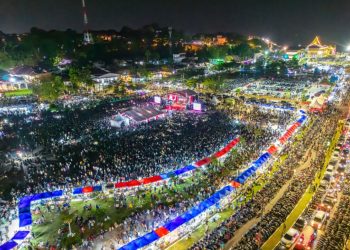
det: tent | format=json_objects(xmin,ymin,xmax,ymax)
[
  {"xmin": 164, "ymin": 216, "xmax": 186, "ymax": 232},
  {"xmin": 154, "ymin": 227, "xmax": 169, "ymax": 237},
  {"xmin": 267, "ymin": 145, "xmax": 278, "ymax": 154},
  {"xmin": 0, "ymin": 241, "xmax": 18, "ymax": 250},
  {"xmin": 174, "ymin": 165, "xmax": 196, "ymax": 175},
  {"xmin": 119, "ymin": 241, "xmax": 137, "ymax": 250},
  {"xmin": 159, "ymin": 171, "xmax": 175, "ymax": 179},
  {"xmin": 140, "ymin": 175, "xmax": 163, "ymax": 184},
  {"xmin": 11, "ymin": 231, "xmax": 30, "ymax": 241},
  {"xmin": 195, "ymin": 157, "xmax": 211, "ymax": 167}
]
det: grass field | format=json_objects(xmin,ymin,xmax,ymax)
[{"xmin": 4, "ymin": 89, "xmax": 33, "ymax": 97}]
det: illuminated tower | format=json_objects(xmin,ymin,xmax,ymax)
[{"xmin": 82, "ymin": 0, "xmax": 93, "ymax": 44}]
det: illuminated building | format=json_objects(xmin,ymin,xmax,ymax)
[
  {"xmin": 215, "ymin": 35, "xmax": 228, "ymax": 45},
  {"xmin": 306, "ymin": 36, "xmax": 336, "ymax": 57}
]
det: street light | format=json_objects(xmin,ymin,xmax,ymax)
[{"xmin": 346, "ymin": 45, "xmax": 350, "ymax": 51}]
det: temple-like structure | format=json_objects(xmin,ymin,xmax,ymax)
[{"xmin": 306, "ymin": 36, "xmax": 336, "ymax": 57}]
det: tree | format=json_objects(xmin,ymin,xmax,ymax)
[
  {"xmin": 145, "ymin": 50, "xmax": 151, "ymax": 62},
  {"xmin": 207, "ymin": 46, "xmax": 229, "ymax": 59},
  {"xmin": 185, "ymin": 79, "xmax": 197, "ymax": 89},
  {"xmin": 68, "ymin": 67, "xmax": 93, "ymax": 91},
  {"xmin": 33, "ymin": 76, "xmax": 66, "ymax": 101},
  {"xmin": 231, "ymin": 43, "xmax": 255, "ymax": 59},
  {"xmin": 202, "ymin": 78, "xmax": 224, "ymax": 93}
]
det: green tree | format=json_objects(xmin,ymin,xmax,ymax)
[
  {"xmin": 145, "ymin": 50, "xmax": 151, "ymax": 62},
  {"xmin": 202, "ymin": 78, "xmax": 224, "ymax": 93},
  {"xmin": 185, "ymin": 79, "xmax": 197, "ymax": 89},
  {"xmin": 33, "ymin": 76, "xmax": 66, "ymax": 101},
  {"xmin": 68, "ymin": 67, "xmax": 93, "ymax": 91}
]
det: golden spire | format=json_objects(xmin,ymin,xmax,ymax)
[{"xmin": 309, "ymin": 36, "xmax": 322, "ymax": 47}]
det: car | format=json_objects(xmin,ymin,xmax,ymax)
[
  {"xmin": 319, "ymin": 180, "xmax": 329, "ymax": 192},
  {"xmin": 323, "ymin": 173, "xmax": 333, "ymax": 183},
  {"xmin": 293, "ymin": 217, "xmax": 307, "ymax": 231},
  {"xmin": 294, "ymin": 228, "xmax": 317, "ymax": 250},
  {"xmin": 319, "ymin": 197, "xmax": 335, "ymax": 212},
  {"xmin": 325, "ymin": 166, "xmax": 334, "ymax": 176},
  {"xmin": 311, "ymin": 211, "xmax": 327, "ymax": 229},
  {"xmin": 333, "ymin": 151, "xmax": 340, "ymax": 159},
  {"xmin": 281, "ymin": 228, "xmax": 299, "ymax": 247},
  {"xmin": 342, "ymin": 148, "xmax": 350, "ymax": 156}
]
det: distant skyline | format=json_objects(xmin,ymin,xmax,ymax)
[{"xmin": 0, "ymin": 0, "xmax": 350, "ymax": 47}]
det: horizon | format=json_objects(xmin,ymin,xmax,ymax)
[{"xmin": 0, "ymin": 0, "xmax": 349, "ymax": 46}]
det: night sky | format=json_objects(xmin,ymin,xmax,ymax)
[{"xmin": 0, "ymin": 0, "xmax": 350, "ymax": 46}]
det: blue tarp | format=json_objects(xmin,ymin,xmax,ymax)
[
  {"xmin": 236, "ymin": 176, "xmax": 247, "ymax": 184},
  {"xmin": 93, "ymin": 185, "xmax": 102, "ymax": 192},
  {"xmin": 143, "ymin": 231, "xmax": 160, "ymax": 243},
  {"xmin": 18, "ymin": 205, "xmax": 30, "ymax": 214},
  {"xmin": 19, "ymin": 217, "xmax": 32, "ymax": 227},
  {"xmin": 11, "ymin": 231, "xmax": 30, "ymax": 240},
  {"xmin": 174, "ymin": 165, "xmax": 196, "ymax": 175},
  {"xmin": 159, "ymin": 171, "xmax": 175, "ymax": 179},
  {"xmin": 164, "ymin": 216, "xmax": 186, "ymax": 232},
  {"xmin": 73, "ymin": 187, "xmax": 83, "ymax": 194},
  {"xmin": 134, "ymin": 237, "xmax": 149, "ymax": 248},
  {"xmin": 297, "ymin": 115, "xmax": 307, "ymax": 124},
  {"xmin": 19, "ymin": 212, "xmax": 31, "ymax": 221},
  {"xmin": 119, "ymin": 241, "xmax": 137, "ymax": 250},
  {"xmin": 0, "ymin": 241, "xmax": 18, "ymax": 250}
]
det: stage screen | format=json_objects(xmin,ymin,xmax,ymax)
[
  {"xmin": 193, "ymin": 103, "xmax": 202, "ymax": 111},
  {"xmin": 154, "ymin": 96, "xmax": 161, "ymax": 104}
]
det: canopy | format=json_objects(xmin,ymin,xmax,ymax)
[
  {"xmin": 154, "ymin": 227, "xmax": 169, "ymax": 237},
  {"xmin": 267, "ymin": 145, "xmax": 278, "ymax": 154},
  {"xmin": 0, "ymin": 241, "xmax": 18, "ymax": 250},
  {"xmin": 195, "ymin": 157, "xmax": 211, "ymax": 167},
  {"xmin": 11, "ymin": 231, "xmax": 30, "ymax": 240},
  {"xmin": 140, "ymin": 175, "xmax": 162, "ymax": 184},
  {"xmin": 164, "ymin": 216, "xmax": 186, "ymax": 232},
  {"xmin": 159, "ymin": 171, "xmax": 175, "ymax": 179},
  {"xmin": 174, "ymin": 165, "xmax": 196, "ymax": 175},
  {"xmin": 119, "ymin": 242, "xmax": 137, "ymax": 250}
]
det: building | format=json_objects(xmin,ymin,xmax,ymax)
[
  {"xmin": 92, "ymin": 73, "xmax": 119, "ymax": 85},
  {"xmin": 10, "ymin": 66, "xmax": 37, "ymax": 83},
  {"xmin": 306, "ymin": 36, "xmax": 336, "ymax": 57},
  {"xmin": 91, "ymin": 68, "xmax": 120, "ymax": 90},
  {"xmin": 173, "ymin": 53, "xmax": 186, "ymax": 63},
  {"xmin": 110, "ymin": 106, "xmax": 165, "ymax": 127},
  {"xmin": 215, "ymin": 35, "xmax": 228, "ymax": 45}
]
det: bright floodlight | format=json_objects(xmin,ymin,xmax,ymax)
[{"xmin": 346, "ymin": 45, "xmax": 350, "ymax": 51}]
